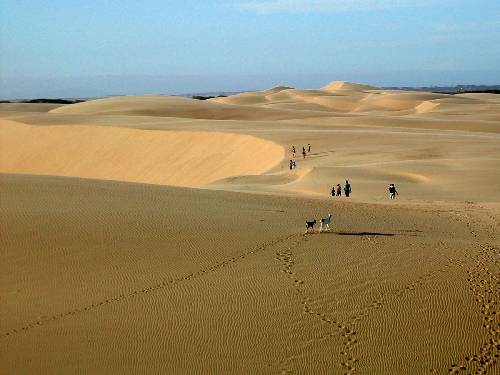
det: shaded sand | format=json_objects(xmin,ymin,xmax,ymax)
[
  {"xmin": 0, "ymin": 120, "xmax": 284, "ymax": 187},
  {"xmin": 1, "ymin": 81, "xmax": 500, "ymax": 374}
]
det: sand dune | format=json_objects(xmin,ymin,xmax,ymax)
[
  {"xmin": 1, "ymin": 80, "xmax": 500, "ymax": 374},
  {"xmin": 211, "ymin": 82, "xmax": 499, "ymax": 116},
  {"xmin": 321, "ymin": 80, "xmax": 379, "ymax": 91},
  {"xmin": 50, "ymin": 95, "xmax": 332, "ymax": 120},
  {"xmin": 0, "ymin": 103, "xmax": 63, "ymax": 113},
  {"xmin": 0, "ymin": 120, "xmax": 284, "ymax": 187},
  {"xmin": 1, "ymin": 173, "xmax": 498, "ymax": 374}
]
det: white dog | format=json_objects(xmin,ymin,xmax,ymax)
[{"xmin": 319, "ymin": 213, "xmax": 332, "ymax": 232}]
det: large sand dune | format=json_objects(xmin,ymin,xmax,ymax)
[
  {"xmin": 1, "ymin": 80, "xmax": 499, "ymax": 374},
  {"xmin": 0, "ymin": 120, "xmax": 284, "ymax": 187}
]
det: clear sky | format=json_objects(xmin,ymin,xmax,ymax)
[{"xmin": 1, "ymin": 0, "xmax": 499, "ymax": 98}]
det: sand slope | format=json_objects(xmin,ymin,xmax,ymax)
[
  {"xmin": 49, "ymin": 95, "xmax": 332, "ymax": 121},
  {"xmin": 321, "ymin": 80, "xmax": 379, "ymax": 91},
  {"xmin": 1, "ymin": 174, "xmax": 498, "ymax": 374},
  {"xmin": 0, "ymin": 120, "xmax": 284, "ymax": 187}
]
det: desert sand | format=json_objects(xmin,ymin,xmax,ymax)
[{"xmin": 1, "ymin": 81, "xmax": 499, "ymax": 374}]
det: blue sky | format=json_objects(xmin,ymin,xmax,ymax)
[{"xmin": 1, "ymin": 0, "xmax": 499, "ymax": 98}]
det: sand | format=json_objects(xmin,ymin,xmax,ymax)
[
  {"xmin": 0, "ymin": 120, "xmax": 284, "ymax": 187},
  {"xmin": 1, "ymin": 81, "xmax": 499, "ymax": 374}
]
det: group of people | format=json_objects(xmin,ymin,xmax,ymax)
[
  {"xmin": 291, "ymin": 144, "xmax": 311, "ymax": 159},
  {"xmin": 331, "ymin": 180, "xmax": 352, "ymax": 197},
  {"xmin": 289, "ymin": 144, "xmax": 311, "ymax": 170},
  {"xmin": 331, "ymin": 181, "xmax": 399, "ymax": 200},
  {"xmin": 290, "ymin": 144, "xmax": 400, "ymax": 200}
]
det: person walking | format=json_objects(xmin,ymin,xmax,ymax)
[
  {"xmin": 289, "ymin": 160, "xmax": 294, "ymax": 170},
  {"xmin": 388, "ymin": 183, "xmax": 398, "ymax": 199},
  {"xmin": 307, "ymin": 143, "xmax": 311, "ymax": 153},
  {"xmin": 302, "ymin": 148, "xmax": 306, "ymax": 159},
  {"xmin": 344, "ymin": 180, "xmax": 352, "ymax": 197},
  {"xmin": 336, "ymin": 184, "xmax": 342, "ymax": 196},
  {"xmin": 331, "ymin": 186, "xmax": 336, "ymax": 197}
]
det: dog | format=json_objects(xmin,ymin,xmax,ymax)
[
  {"xmin": 305, "ymin": 219, "xmax": 317, "ymax": 233},
  {"xmin": 319, "ymin": 213, "xmax": 332, "ymax": 232}
]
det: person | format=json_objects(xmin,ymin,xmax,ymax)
[
  {"xmin": 292, "ymin": 145, "xmax": 296, "ymax": 154},
  {"xmin": 307, "ymin": 143, "xmax": 311, "ymax": 153},
  {"xmin": 336, "ymin": 184, "xmax": 342, "ymax": 196},
  {"xmin": 331, "ymin": 186, "xmax": 336, "ymax": 197},
  {"xmin": 289, "ymin": 160, "xmax": 294, "ymax": 170},
  {"xmin": 388, "ymin": 183, "xmax": 398, "ymax": 199},
  {"xmin": 292, "ymin": 161, "xmax": 296, "ymax": 169},
  {"xmin": 302, "ymin": 147, "xmax": 306, "ymax": 159},
  {"xmin": 344, "ymin": 180, "xmax": 351, "ymax": 197}
]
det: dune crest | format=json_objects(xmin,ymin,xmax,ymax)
[
  {"xmin": 0, "ymin": 120, "xmax": 284, "ymax": 187},
  {"xmin": 415, "ymin": 100, "xmax": 441, "ymax": 113},
  {"xmin": 321, "ymin": 80, "xmax": 379, "ymax": 91}
]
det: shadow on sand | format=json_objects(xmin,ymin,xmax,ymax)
[{"xmin": 334, "ymin": 231, "xmax": 396, "ymax": 236}]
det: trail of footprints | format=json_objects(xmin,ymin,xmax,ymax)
[
  {"xmin": 1, "ymin": 233, "xmax": 299, "ymax": 339},
  {"xmin": 275, "ymin": 235, "xmax": 462, "ymax": 375},
  {"xmin": 443, "ymin": 205, "xmax": 500, "ymax": 374},
  {"xmin": 274, "ymin": 235, "xmax": 358, "ymax": 374},
  {"xmin": 447, "ymin": 244, "xmax": 500, "ymax": 374},
  {"xmin": 6, "ymin": 208, "xmax": 497, "ymax": 375}
]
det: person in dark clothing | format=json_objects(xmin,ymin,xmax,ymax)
[
  {"xmin": 344, "ymin": 180, "xmax": 351, "ymax": 197},
  {"xmin": 336, "ymin": 184, "xmax": 342, "ymax": 196},
  {"xmin": 388, "ymin": 183, "xmax": 398, "ymax": 199},
  {"xmin": 307, "ymin": 143, "xmax": 311, "ymax": 153}
]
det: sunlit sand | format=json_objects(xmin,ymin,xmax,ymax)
[{"xmin": 1, "ymin": 81, "xmax": 499, "ymax": 374}]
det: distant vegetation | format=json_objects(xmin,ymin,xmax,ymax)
[
  {"xmin": 385, "ymin": 84, "xmax": 500, "ymax": 94},
  {"xmin": 0, "ymin": 99, "xmax": 86, "ymax": 104},
  {"xmin": 191, "ymin": 95, "xmax": 227, "ymax": 100}
]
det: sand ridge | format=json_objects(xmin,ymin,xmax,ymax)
[
  {"xmin": 321, "ymin": 80, "xmax": 380, "ymax": 91},
  {"xmin": 49, "ymin": 94, "xmax": 334, "ymax": 121},
  {"xmin": 0, "ymin": 120, "xmax": 284, "ymax": 187}
]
